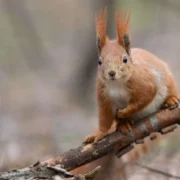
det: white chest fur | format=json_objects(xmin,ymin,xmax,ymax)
[{"xmin": 107, "ymin": 83, "xmax": 129, "ymax": 114}]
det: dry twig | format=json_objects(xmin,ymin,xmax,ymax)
[{"xmin": 135, "ymin": 163, "xmax": 180, "ymax": 179}]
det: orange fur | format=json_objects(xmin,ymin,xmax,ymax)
[
  {"xmin": 95, "ymin": 8, "xmax": 107, "ymax": 51},
  {"xmin": 82, "ymin": 8, "xmax": 179, "ymax": 179},
  {"xmin": 116, "ymin": 9, "xmax": 130, "ymax": 53},
  {"xmin": 84, "ymin": 8, "xmax": 179, "ymax": 144}
]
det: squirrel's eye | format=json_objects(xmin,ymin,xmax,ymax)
[
  {"xmin": 98, "ymin": 59, "xmax": 102, "ymax": 65},
  {"xmin": 123, "ymin": 56, "xmax": 128, "ymax": 63}
]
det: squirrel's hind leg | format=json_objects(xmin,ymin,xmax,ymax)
[{"xmin": 162, "ymin": 96, "xmax": 179, "ymax": 110}]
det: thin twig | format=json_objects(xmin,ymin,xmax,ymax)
[{"xmin": 135, "ymin": 163, "xmax": 180, "ymax": 179}]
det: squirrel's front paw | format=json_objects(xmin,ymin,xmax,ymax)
[
  {"xmin": 84, "ymin": 131, "xmax": 107, "ymax": 144},
  {"xmin": 84, "ymin": 134, "xmax": 96, "ymax": 144},
  {"xmin": 116, "ymin": 109, "xmax": 128, "ymax": 119}
]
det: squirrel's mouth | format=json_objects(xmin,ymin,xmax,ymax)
[
  {"xmin": 110, "ymin": 76, "xmax": 116, "ymax": 80},
  {"xmin": 109, "ymin": 77, "xmax": 116, "ymax": 81}
]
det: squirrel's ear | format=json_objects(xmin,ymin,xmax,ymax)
[
  {"xmin": 116, "ymin": 9, "xmax": 131, "ymax": 55},
  {"xmin": 95, "ymin": 8, "xmax": 107, "ymax": 53}
]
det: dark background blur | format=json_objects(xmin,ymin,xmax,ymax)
[{"xmin": 0, "ymin": 0, "xmax": 180, "ymax": 179}]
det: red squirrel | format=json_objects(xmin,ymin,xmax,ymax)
[{"xmin": 84, "ymin": 8, "xmax": 179, "ymax": 144}]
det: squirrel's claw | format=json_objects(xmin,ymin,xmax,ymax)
[
  {"xmin": 116, "ymin": 122, "xmax": 132, "ymax": 134},
  {"xmin": 84, "ymin": 135, "xmax": 96, "ymax": 144},
  {"xmin": 93, "ymin": 131, "xmax": 106, "ymax": 144},
  {"xmin": 162, "ymin": 96, "xmax": 179, "ymax": 110},
  {"xmin": 84, "ymin": 131, "xmax": 107, "ymax": 144}
]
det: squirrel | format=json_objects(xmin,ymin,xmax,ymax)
[{"xmin": 84, "ymin": 8, "xmax": 179, "ymax": 144}]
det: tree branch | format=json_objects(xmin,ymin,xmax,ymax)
[
  {"xmin": 41, "ymin": 108, "xmax": 180, "ymax": 170},
  {"xmin": 0, "ymin": 108, "xmax": 180, "ymax": 180},
  {"xmin": 0, "ymin": 164, "xmax": 101, "ymax": 180}
]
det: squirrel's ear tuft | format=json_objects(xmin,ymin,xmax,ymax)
[
  {"xmin": 116, "ymin": 9, "xmax": 131, "ymax": 55},
  {"xmin": 95, "ymin": 8, "xmax": 107, "ymax": 53}
]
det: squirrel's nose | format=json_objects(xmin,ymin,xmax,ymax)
[{"xmin": 108, "ymin": 70, "xmax": 116, "ymax": 77}]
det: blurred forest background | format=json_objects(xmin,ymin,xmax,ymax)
[{"xmin": 0, "ymin": 0, "xmax": 180, "ymax": 179}]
